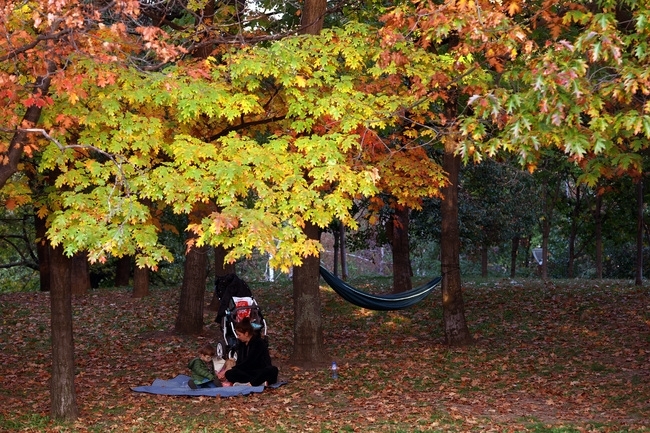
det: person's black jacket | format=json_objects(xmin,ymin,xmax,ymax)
[{"xmin": 225, "ymin": 334, "xmax": 278, "ymax": 386}]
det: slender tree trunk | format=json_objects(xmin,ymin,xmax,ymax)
[
  {"xmin": 35, "ymin": 213, "xmax": 50, "ymax": 292},
  {"xmin": 635, "ymin": 179, "xmax": 643, "ymax": 286},
  {"xmin": 207, "ymin": 245, "xmax": 236, "ymax": 311},
  {"xmin": 49, "ymin": 244, "xmax": 79, "ymax": 421},
  {"xmin": 567, "ymin": 184, "xmax": 581, "ymax": 279},
  {"xmin": 595, "ymin": 194, "xmax": 603, "ymax": 279},
  {"xmin": 440, "ymin": 141, "xmax": 472, "ymax": 346},
  {"xmin": 290, "ymin": 221, "xmax": 328, "ymax": 366},
  {"xmin": 339, "ymin": 223, "xmax": 348, "ymax": 280},
  {"xmin": 115, "ymin": 256, "xmax": 131, "ymax": 286},
  {"xmin": 480, "ymin": 245, "xmax": 488, "ymax": 278},
  {"xmin": 175, "ymin": 231, "xmax": 208, "ymax": 335},
  {"xmin": 133, "ymin": 265, "xmax": 149, "ymax": 298},
  {"xmin": 522, "ymin": 236, "xmax": 532, "ymax": 269},
  {"xmin": 541, "ymin": 218, "xmax": 550, "ymax": 279},
  {"xmin": 388, "ymin": 206, "xmax": 412, "ymax": 293},
  {"xmin": 333, "ymin": 224, "xmax": 340, "ymax": 276},
  {"xmin": 510, "ymin": 236, "xmax": 519, "ymax": 278},
  {"xmin": 70, "ymin": 252, "xmax": 90, "ymax": 295},
  {"xmin": 540, "ymin": 176, "xmax": 559, "ymax": 280}
]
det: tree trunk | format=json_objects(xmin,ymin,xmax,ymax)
[
  {"xmin": 333, "ymin": 223, "xmax": 340, "ymax": 276},
  {"xmin": 523, "ymin": 236, "xmax": 532, "ymax": 268},
  {"xmin": 175, "ymin": 232, "xmax": 208, "ymax": 335},
  {"xmin": 70, "ymin": 252, "xmax": 90, "ymax": 295},
  {"xmin": 480, "ymin": 245, "xmax": 488, "ymax": 278},
  {"xmin": 132, "ymin": 265, "xmax": 149, "ymax": 298},
  {"xmin": 191, "ymin": 0, "xmax": 215, "ymax": 59},
  {"xmin": 440, "ymin": 143, "xmax": 472, "ymax": 346},
  {"xmin": 207, "ymin": 245, "xmax": 236, "ymax": 311},
  {"xmin": 288, "ymin": 0, "xmax": 329, "ymax": 366},
  {"xmin": 0, "ymin": 61, "xmax": 56, "ymax": 189},
  {"xmin": 388, "ymin": 206, "xmax": 412, "ymax": 293},
  {"xmin": 290, "ymin": 221, "xmax": 328, "ymax": 367},
  {"xmin": 595, "ymin": 194, "xmax": 603, "ymax": 279},
  {"xmin": 49, "ymin": 244, "xmax": 79, "ymax": 421},
  {"xmin": 541, "ymin": 217, "xmax": 550, "ymax": 279},
  {"xmin": 540, "ymin": 176, "xmax": 556, "ymax": 280},
  {"xmin": 510, "ymin": 236, "xmax": 519, "ymax": 278},
  {"xmin": 635, "ymin": 179, "xmax": 643, "ymax": 286},
  {"xmin": 567, "ymin": 184, "xmax": 581, "ymax": 279},
  {"xmin": 115, "ymin": 256, "xmax": 131, "ymax": 286},
  {"xmin": 300, "ymin": 0, "xmax": 326, "ymax": 34},
  {"xmin": 339, "ymin": 222, "xmax": 348, "ymax": 280},
  {"xmin": 35, "ymin": 213, "xmax": 50, "ymax": 292}
]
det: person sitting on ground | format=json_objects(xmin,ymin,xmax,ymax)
[
  {"xmin": 187, "ymin": 343, "xmax": 221, "ymax": 389},
  {"xmin": 217, "ymin": 318, "xmax": 278, "ymax": 387}
]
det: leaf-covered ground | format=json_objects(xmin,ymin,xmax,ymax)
[{"xmin": 0, "ymin": 277, "xmax": 649, "ymax": 432}]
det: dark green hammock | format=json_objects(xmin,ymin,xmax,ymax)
[{"xmin": 319, "ymin": 265, "xmax": 442, "ymax": 311}]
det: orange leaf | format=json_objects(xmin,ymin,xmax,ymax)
[{"xmin": 507, "ymin": 1, "xmax": 521, "ymax": 16}]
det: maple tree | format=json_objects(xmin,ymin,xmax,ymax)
[
  {"xmin": 0, "ymin": 0, "xmax": 167, "ymax": 420},
  {"xmin": 2, "ymin": 2, "xmax": 457, "ymax": 409},
  {"xmin": 374, "ymin": 0, "xmax": 650, "ymax": 342},
  {"xmin": 31, "ymin": 7, "xmax": 457, "ymax": 360},
  {"xmin": 5, "ymin": 0, "xmax": 650, "ymax": 421}
]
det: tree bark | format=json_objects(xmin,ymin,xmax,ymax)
[
  {"xmin": 440, "ymin": 142, "xmax": 472, "ymax": 346},
  {"xmin": 114, "ymin": 256, "xmax": 131, "ymax": 286},
  {"xmin": 175, "ymin": 231, "xmax": 208, "ymax": 335},
  {"xmin": 480, "ymin": 245, "xmax": 488, "ymax": 278},
  {"xmin": 133, "ymin": 265, "xmax": 149, "ymax": 298},
  {"xmin": 207, "ymin": 245, "xmax": 236, "ymax": 311},
  {"xmin": 594, "ymin": 194, "xmax": 603, "ymax": 279},
  {"xmin": 70, "ymin": 252, "xmax": 90, "ymax": 295},
  {"xmin": 35, "ymin": 213, "xmax": 50, "ymax": 292},
  {"xmin": 510, "ymin": 236, "xmax": 519, "ymax": 278},
  {"xmin": 541, "ymin": 216, "xmax": 550, "ymax": 279},
  {"xmin": 567, "ymin": 184, "xmax": 582, "ymax": 279},
  {"xmin": 388, "ymin": 206, "xmax": 412, "ymax": 293},
  {"xmin": 288, "ymin": 0, "xmax": 329, "ymax": 366},
  {"xmin": 49, "ymin": 244, "xmax": 79, "ymax": 421},
  {"xmin": 635, "ymin": 179, "xmax": 643, "ymax": 286},
  {"xmin": 539, "ymin": 176, "xmax": 558, "ymax": 280},
  {"xmin": 339, "ymin": 222, "xmax": 348, "ymax": 280},
  {"xmin": 300, "ymin": 0, "xmax": 326, "ymax": 35},
  {"xmin": 333, "ymin": 223, "xmax": 340, "ymax": 276},
  {"xmin": 290, "ymin": 221, "xmax": 328, "ymax": 366}
]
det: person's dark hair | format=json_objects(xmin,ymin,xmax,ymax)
[
  {"xmin": 234, "ymin": 317, "xmax": 254, "ymax": 335},
  {"xmin": 198, "ymin": 343, "xmax": 216, "ymax": 357}
]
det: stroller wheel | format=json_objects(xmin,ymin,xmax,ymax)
[{"xmin": 216, "ymin": 342, "xmax": 224, "ymax": 358}]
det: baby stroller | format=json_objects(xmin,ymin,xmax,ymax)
[{"xmin": 213, "ymin": 274, "xmax": 267, "ymax": 360}]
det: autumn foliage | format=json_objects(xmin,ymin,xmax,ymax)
[{"xmin": 1, "ymin": 278, "xmax": 649, "ymax": 431}]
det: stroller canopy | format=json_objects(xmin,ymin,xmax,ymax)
[
  {"xmin": 215, "ymin": 274, "xmax": 253, "ymax": 322},
  {"xmin": 319, "ymin": 265, "xmax": 441, "ymax": 311}
]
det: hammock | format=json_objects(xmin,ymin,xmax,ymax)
[{"xmin": 319, "ymin": 265, "xmax": 441, "ymax": 311}]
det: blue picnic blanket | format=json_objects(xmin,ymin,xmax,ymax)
[{"xmin": 131, "ymin": 374, "xmax": 275, "ymax": 397}]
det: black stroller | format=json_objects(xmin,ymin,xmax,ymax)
[{"xmin": 213, "ymin": 274, "xmax": 267, "ymax": 360}]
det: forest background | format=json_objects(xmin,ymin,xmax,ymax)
[{"xmin": 1, "ymin": 0, "xmax": 650, "ymax": 429}]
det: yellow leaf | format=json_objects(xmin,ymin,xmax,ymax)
[{"xmin": 295, "ymin": 76, "xmax": 307, "ymax": 87}]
